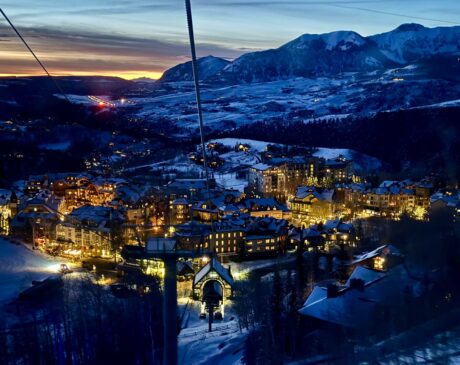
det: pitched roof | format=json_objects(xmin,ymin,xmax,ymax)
[
  {"xmin": 352, "ymin": 244, "xmax": 401, "ymax": 265},
  {"xmin": 293, "ymin": 186, "xmax": 334, "ymax": 202},
  {"xmin": 251, "ymin": 163, "xmax": 272, "ymax": 171},
  {"xmin": 193, "ymin": 258, "xmax": 234, "ymax": 286},
  {"xmin": 299, "ymin": 264, "xmax": 420, "ymax": 328}
]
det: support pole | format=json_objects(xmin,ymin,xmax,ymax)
[
  {"xmin": 208, "ymin": 304, "xmax": 213, "ymax": 332},
  {"xmin": 163, "ymin": 257, "xmax": 177, "ymax": 365}
]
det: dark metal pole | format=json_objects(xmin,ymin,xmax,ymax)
[
  {"xmin": 163, "ymin": 257, "xmax": 177, "ymax": 365},
  {"xmin": 184, "ymin": 0, "xmax": 213, "ymax": 205},
  {"xmin": 208, "ymin": 304, "xmax": 213, "ymax": 332}
]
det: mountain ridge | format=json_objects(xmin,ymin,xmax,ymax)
[{"xmin": 160, "ymin": 23, "xmax": 460, "ymax": 84}]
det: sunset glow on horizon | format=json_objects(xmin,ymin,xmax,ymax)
[
  {"xmin": 0, "ymin": 71, "xmax": 164, "ymax": 80},
  {"xmin": 1, "ymin": 0, "xmax": 458, "ymax": 79}
]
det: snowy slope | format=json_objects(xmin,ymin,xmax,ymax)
[
  {"xmin": 160, "ymin": 56, "xmax": 230, "ymax": 83},
  {"xmin": 370, "ymin": 23, "xmax": 460, "ymax": 64},
  {"xmin": 0, "ymin": 239, "xmax": 59, "ymax": 304},
  {"xmin": 313, "ymin": 147, "xmax": 382, "ymax": 171},
  {"xmin": 215, "ymin": 30, "xmax": 391, "ymax": 83}
]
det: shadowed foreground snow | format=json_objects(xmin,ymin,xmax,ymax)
[{"xmin": 179, "ymin": 301, "xmax": 247, "ymax": 365}]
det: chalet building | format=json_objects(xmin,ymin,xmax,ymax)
[
  {"xmin": 174, "ymin": 221, "xmax": 210, "ymax": 251},
  {"xmin": 191, "ymin": 200, "xmax": 220, "ymax": 222},
  {"xmin": 240, "ymin": 197, "xmax": 291, "ymax": 220},
  {"xmin": 248, "ymin": 163, "xmax": 286, "ymax": 200},
  {"xmin": 165, "ymin": 178, "xmax": 217, "ymax": 201},
  {"xmin": 0, "ymin": 190, "xmax": 18, "ymax": 234},
  {"xmin": 207, "ymin": 220, "xmax": 245, "ymax": 256},
  {"xmin": 174, "ymin": 215, "xmax": 287, "ymax": 259},
  {"xmin": 56, "ymin": 205, "xmax": 124, "ymax": 258},
  {"xmin": 288, "ymin": 186, "xmax": 335, "ymax": 227},
  {"xmin": 26, "ymin": 173, "xmax": 92, "ymax": 196},
  {"xmin": 170, "ymin": 198, "xmax": 191, "ymax": 225},
  {"xmin": 125, "ymin": 206, "xmax": 145, "ymax": 225},
  {"xmin": 11, "ymin": 192, "xmax": 64, "ymax": 243},
  {"xmin": 430, "ymin": 190, "xmax": 460, "ymax": 221},
  {"xmin": 341, "ymin": 180, "xmax": 432, "ymax": 219},
  {"xmin": 25, "ymin": 175, "xmax": 49, "ymax": 195},
  {"xmin": 298, "ymin": 245, "xmax": 414, "ymax": 331},
  {"xmin": 290, "ymin": 219, "xmax": 357, "ymax": 252},
  {"xmin": 247, "ymin": 157, "xmax": 319, "ymax": 201},
  {"xmin": 63, "ymin": 183, "xmax": 114, "ymax": 213},
  {"xmin": 218, "ymin": 204, "xmax": 240, "ymax": 217},
  {"xmin": 243, "ymin": 217, "xmax": 288, "ymax": 255},
  {"xmin": 279, "ymin": 156, "xmax": 319, "ymax": 195},
  {"xmin": 174, "ymin": 220, "xmax": 245, "ymax": 257},
  {"xmin": 320, "ymin": 155, "xmax": 353, "ymax": 185}
]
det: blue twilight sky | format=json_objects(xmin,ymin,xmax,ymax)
[{"xmin": 0, "ymin": 0, "xmax": 459, "ymax": 79}]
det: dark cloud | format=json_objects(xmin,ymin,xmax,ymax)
[{"xmin": 0, "ymin": 24, "xmax": 245, "ymax": 77}]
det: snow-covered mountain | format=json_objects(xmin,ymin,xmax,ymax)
[
  {"xmin": 160, "ymin": 24, "xmax": 460, "ymax": 84},
  {"xmin": 159, "ymin": 55, "xmax": 230, "ymax": 82},
  {"xmin": 370, "ymin": 23, "xmax": 460, "ymax": 64},
  {"xmin": 215, "ymin": 30, "xmax": 393, "ymax": 83}
]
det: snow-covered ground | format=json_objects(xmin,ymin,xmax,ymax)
[
  {"xmin": 125, "ymin": 138, "xmax": 382, "ymax": 194},
  {"xmin": 313, "ymin": 147, "xmax": 382, "ymax": 171},
  {"xmin": 208, "ymin": 138, "xmax": 272, "ymax": 152},
  {"xmin": 179, "ymin": 300, "xmax": 247, "ymax": 365},
  {"xmin": 107, "ymin": 62, "xmax": 460, "ymax": 137},
  {"xmin": 214, "ymin": 172, "xmax": 247, "ymax": 192},
  {"xmin": 0, "ymin": 238, "xmax": 61, "ymax": 304}
]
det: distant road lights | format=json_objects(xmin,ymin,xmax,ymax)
[{"xmin": 120, "ymin": 98, "xmax": 126, "ymax": 104}]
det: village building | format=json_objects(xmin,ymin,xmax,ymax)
[
  {"xmin": 243, "ymin": 216, "xmax": 288, "ymax": 255},
  {"xmin": 290, "ymin": 218, "xmax": 357, "ymax": 252},
  {"xmin": 55, "ymin": 205, "xmax": 124, "ymax": 258},
  {"xmin": 170, "ymin": 197, "xmax": 191, "ymax": 225},
  {"xmin": 247, "ymin": 157, "xmax": 319, "ymax": 201},
  {"xmin": 298, "ymin": 245, "xmax": 421, "ymax": 331},
  {"xmin": 340, "ymin": 180, "xmax": 432, "ymax": 219},
  {"xmin": 320, "ymin": 155, "xmax": 353, "ymax": 185},
  {"xmin": 11, "ymin": 191, "xmax": 64, "ymax": 244},
  {"xmin": 0, "ymin": 190, "xmax": 18, "ymax": 234},
  {"xmin": 240, "ymin": 197, "xmax": 291, "ymax": 220},
  {"xmin": 288, "ymin": 186, "xmax": 335, "ymax": 227}
]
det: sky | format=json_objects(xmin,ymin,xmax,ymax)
[{"xmin": 0, "ymin": 0, "xmax": 459, "ymax": 79}]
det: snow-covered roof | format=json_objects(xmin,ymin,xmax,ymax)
[
  {"xmin": 322, "ymin": 219, "xmax": 353, "ymax": 233},
  {"xmin": 242, "ymin": 197, "xmax": 288, "ymax": 211},
  {"xmin": 345, "ymin": 265, "xmax": 386, "ymax": 287},
  {"xmin": 251, "ymin": 163, "xmax": 272, "ymax": 171},
  {"xmin": 193, "ymin": 258, "xmax": 234, "ymax": 286},
  {"xmin": 293, "ymin": 186, "xmax": 334, "ymax": 202},
  {"xmin": 299, "ymin": 264, "xmax": 420, "ymax": 328},
  {"xmin": 352, "ymin": 244, "xmax": 401, "ymax": 265},
  {"xmin": 172, "ymin": 198, "xmax": 189, "ymax": 205}
]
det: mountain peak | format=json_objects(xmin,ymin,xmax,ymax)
[
  {"xmin": 393, "ymin": 23, "xmax": 427, "ymax": 32},
  {"xmin": 287, "ymin": 30, "xmax": 366, "ymax": 51}
]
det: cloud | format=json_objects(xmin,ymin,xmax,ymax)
[{"xmin": 0, "ymin": 24, "xmax": 245, "ymax": 78}]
